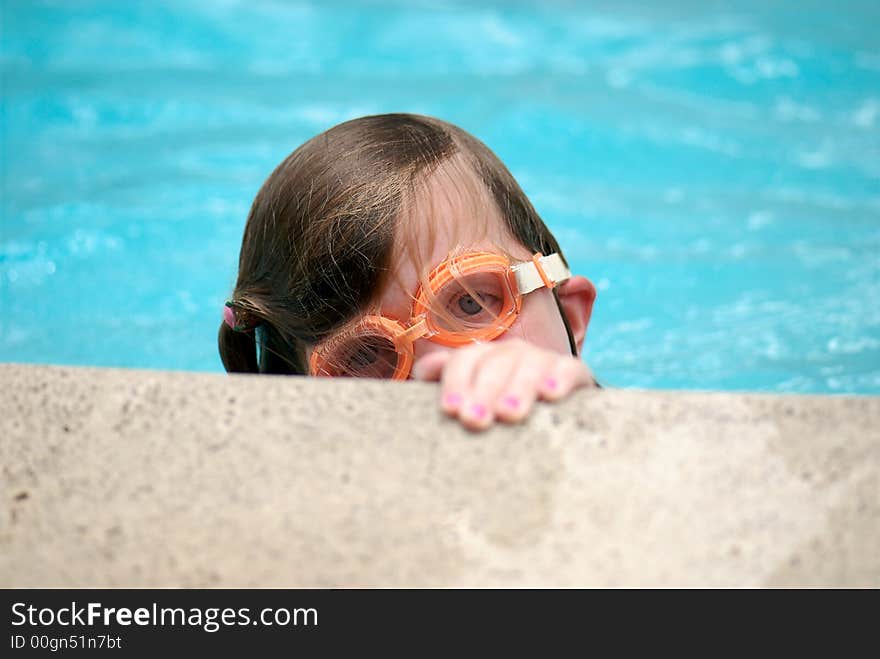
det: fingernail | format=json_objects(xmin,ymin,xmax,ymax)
[
  {"xmin": 544, "ymin": 377, "xmax": 558, "ymax": 390},
  {"xmin": 502, "ymin": 395, "xmax": 520, "ymax": 409},
  {"xmin": 469, "ymin": 403, "xmax": 487, "ymax": 419},
  {"xmin": 443, "ymin": 392, "xmax": 462, "ymax": 408}
]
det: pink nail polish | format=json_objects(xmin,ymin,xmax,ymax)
[
  {"xmin": 444, "ymin": 393, "xmax": 462, "ymax": 408},
  {"xmin": 470, "ymin": 403, "xmax": 487, "ymax": 419},
  {"xmin": 502, "ymin": 395, "xmax": 520, "ymax": 409},
  {"xmin": 544, "ymin": 377, "xmax": 558, "ymax": 390}
]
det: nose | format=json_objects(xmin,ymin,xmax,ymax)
[
  {"xmin": 413, "ymin": 337, "xmax": 455, "ymax": 360},
  {"xmin": 407, "ymin": 337, "xmax": 456, "ymax": 379}
]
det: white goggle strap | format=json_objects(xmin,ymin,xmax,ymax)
[{"xmin": 512, "ymin": 253, "xmax": 571, "ymax": 295}]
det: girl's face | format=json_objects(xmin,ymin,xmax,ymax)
[
  {"xmin": 368, "ymin": 168, "xmax": 592, "ymax": 374},
  {"xmin": 305, "ymin": 162, "xmax": 595, "ymax": 377}
]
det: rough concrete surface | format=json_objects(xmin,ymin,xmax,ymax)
[{"xmin": 1, "ymin": 362, "xmax": 877, "ymax": 587}]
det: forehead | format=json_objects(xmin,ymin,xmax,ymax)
[{"xmin": 380, "ymin": 155, "xmax": 533, "ymax": 319}]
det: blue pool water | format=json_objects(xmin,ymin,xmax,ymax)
[{"xmin": 2, "ymin": 0, "xmax": 879, "ymax": 393}]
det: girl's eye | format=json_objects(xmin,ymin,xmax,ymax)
[
  {"xmin": 458, "ymin": 293, "xmax": 481, "ymax": 315},
  {"xmin": 449, "ymin": 291, "xmax": 502, "ymax": 320},
  {"xmin": 348, "ymin": 344, "xmax": 377, "ymax": 369},
  {"xmin": 333, "ymin": 334, "xmax": 398, "ymax": 378}
]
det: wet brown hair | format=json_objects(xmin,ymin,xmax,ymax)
[{"xmin": 219, "ymin": 113, "xmax": 575, "ymax": 375}]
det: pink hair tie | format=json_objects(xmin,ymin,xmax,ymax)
[
  {"xmin": 223, "ymin": 304, "xmax": 237, "ymax": 330},
  {"xmin": 223, "ymin": 300, "xmax": 256, "ymax": 332}
]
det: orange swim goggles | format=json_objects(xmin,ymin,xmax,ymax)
[{"xmin": 309, "ymin": 251, "xmax": 571, "ymax": 380}]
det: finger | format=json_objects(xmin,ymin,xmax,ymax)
[
  {"xmin": 434, "ymin": 341, "xmax": 492, "ymax": 418},
  {"xmin": 493, "ymin": 346, "xmax": 556, "ymax": 423},
  {"xmin": 460, "ymin": 343, "xmax": 524, "ymax": 430},
  {"xmin": 438, "ymin": 341, "xmax": 495, "ymax": 427},
  {"xmin": 412, "ymin": 350, "xmax": 462, "ymax": 414},
  {"xmin": 537, "ymin": 356, "xmax": 597, "ymax": 401}
]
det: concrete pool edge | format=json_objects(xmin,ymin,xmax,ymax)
[{"xmin": 1, "ymin": 362, "xmax": 878, "ymax": 587}]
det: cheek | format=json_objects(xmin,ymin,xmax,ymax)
[{"xmin": 500, "ymin": 290, "xmax": 571, "ymax": 355}]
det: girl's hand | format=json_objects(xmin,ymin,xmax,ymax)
[{"xmin": 410, "ymin": 338, "xmax": 598, "ymax": 432}]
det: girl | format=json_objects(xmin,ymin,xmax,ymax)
[{"xmin": 219, "ymin": 113, "xmax": 599, "ymax": 431}]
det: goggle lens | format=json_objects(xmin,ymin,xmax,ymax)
[
  {"xmin": 425, "ymin": 270, "xmax": 515, "ymax": 336},
  {"xmin": 314, "ymin": 331, "xmax": 400, "ymax": 379}
]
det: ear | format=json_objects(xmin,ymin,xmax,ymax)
[{"xmin": 555, "ymin": 276, "xmax": 596, "ymax": 356}]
